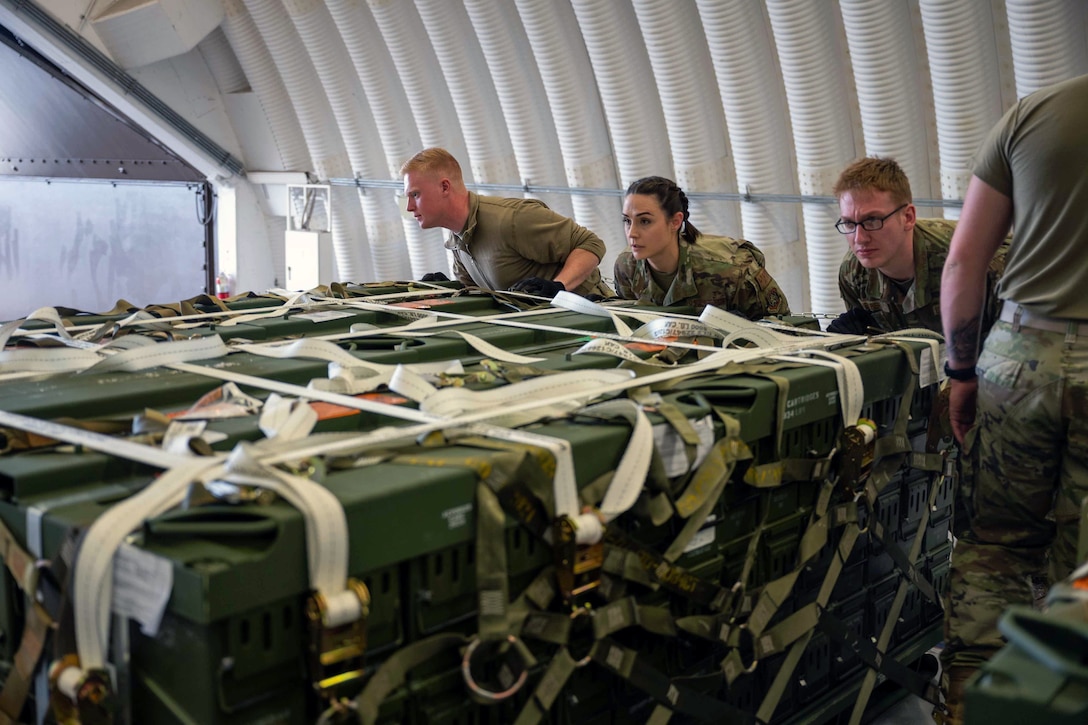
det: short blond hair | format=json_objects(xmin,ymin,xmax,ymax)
[
  {"xmin": 833, "ymin": 157, "xmax": 912, "ymax": 205},
  {"xmin": 400, "ymin": 147, "xmax": 463, "ymax": 182}
]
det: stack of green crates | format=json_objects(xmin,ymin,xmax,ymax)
[{"xmin": 0, "ymin": 287, "xmax": 953, "ymax": 724}]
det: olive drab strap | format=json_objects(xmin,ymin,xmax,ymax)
[
  {"xmin": 0, "ymin": 519, "xmax": 53, "ymax": 724},
  {"xmin": 354, "ymin": 634, "xmax": 470, "ymax": 725},
  {"xmin": 845, "ymin": 339, "xmax": 943, "ymax": 725}
]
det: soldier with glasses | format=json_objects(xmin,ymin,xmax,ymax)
[{"xmin": 829, "ymin": 156, "xmax": 1006, "ymax": 335}]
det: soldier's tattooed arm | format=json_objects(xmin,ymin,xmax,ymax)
[
  {"xmin": 948, "ymin": 315, "xmax": 982, "ymax": 367},
  {"xmin": 940, "ymin": 176, "xmax": 1013, "ymax": 369}
]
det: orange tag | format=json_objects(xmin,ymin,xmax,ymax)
[
  {"xmin": 624, "ymin": 342, "xmax": 666, "ymax": 353},
  {"xmin": 309, "ymin": 393, "xmax": 410, "ymax": 420},
  {"xmin": 390, "ymin": 299, "xmax": 455, "ymax": 309},
  {"xmin": 360, "ymin": 392, "xmax": 410, "ymax": 405}
]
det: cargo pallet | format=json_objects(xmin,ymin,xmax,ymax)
[{"xmin": 0, "ymin": 285, "xmax": 953, "ymax": 724}]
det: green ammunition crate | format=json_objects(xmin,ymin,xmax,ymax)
[
  {"xmin": 966, "ymin": 606, "xmax": 1088, "ymax": 725},
  {"xmin": 0, "ymin": 297, "xmax": 956, "ymax": 724}
]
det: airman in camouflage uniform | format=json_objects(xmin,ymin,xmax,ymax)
[
  {"xmin": 838, "ymin": 218, "xmax": 1006, "ymax": 333},
  {"xmin": 940, "ymin": 74, "xmax": 1088, "ymax": 724},
  {"xmin": 615, "ymin": 176, "xmax": 789, "ymax": 320},
  {"xmin": 614, "ymin": 234, "xmax": 789, "ymax": 319}
]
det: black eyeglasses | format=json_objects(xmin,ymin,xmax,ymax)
[{"xmin": 835, "ymin": 203, "xmax": 907, "ymax": 234}]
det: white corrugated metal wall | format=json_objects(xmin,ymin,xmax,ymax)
[{"xmin": 3, "ymin": 0, "xmax": 1087, "ymax": 314}]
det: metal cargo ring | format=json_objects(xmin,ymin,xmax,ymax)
[{"xmin": 461, "ymin": 635, "xmax": 530, "ymax": 702}]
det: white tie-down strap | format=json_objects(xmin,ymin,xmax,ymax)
[
  {"xmin": 875, "ymin": 330, "xmax": 945, "ymax": 388},
  {"xmin": 417, "ymin": 369, "xmax": 634, "ymax": 428},
  {"xmin": 259, "ymin": 394, "xmax": 318, "ymax": 441},
  {"xmin": 464, "ymin": 424, "xmax": 580, "ymax": 523},
  {"xmin": 633, "ymin": 317, "xmax": 726, "ymax": 342},
  {"xmin": 73, "ymin": 443, "xmax": 360, "ymax": 672},
  {"xmin": 575, "ymin": 399, "xmax": 655, "ymax": 524},
  {"xmin": 397, "ymin": 329, "xmax": 546, "ymax": 364},
  {"xmin": 699, "ymin": 305, "xmax": 797, "ymax": 348},
  {"xmin": 389, "ymin": 366, "xmax": 634, "ymax": 429},
  {"xmin": 551, "ymin": 291, "xmax": 634, "ymax": 336},
  {"xmin": 0, "ymin": 307, "xmax": 101, "ymax": 373},
  {"xmin": 771, "ymin": 350, "xmax": 864, "ymax": 427},
  {"xmin": 234, "ymin": 337, "xmax": 368, "ymax": 369},
  {"xmin": 569, "ymin": 338, "xmax": 700, "ymax": 368},
  {"xmin": 215, "ymin": 291, "xmax": 313, "ymax": 327},
  {"xmin": 86, "ymin": 334, "xmax": 230, "ymax": 374},
  {"xmin": 213, "ymin": 445, "xmax": 359, "ymax": 626},
  {"xmin": 74, "ymin": 456, "xmax": 223, "ymax": 670},
  {"xmin": 77, "ymin": 310, "xmax": 178, "ymax": 342}
]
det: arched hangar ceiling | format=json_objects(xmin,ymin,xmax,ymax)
[{"xmin": 1, "ymin": 0, "xmax": 1086, "ymax": 314}]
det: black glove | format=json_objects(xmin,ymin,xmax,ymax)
[
  {"xmin": 584, "ymin": 293, "xmax": 608, "ymax": 303},
  {"xmin": 420, "ymin": 271, "xmax": 449, "ymax": 282},
  {"xmin": 509, "ymin": 277, "xmax": 565, "ymax": 297},
  {"xmin": 827, "ymin": 307, "xmax": 878, "ymax": 335}
]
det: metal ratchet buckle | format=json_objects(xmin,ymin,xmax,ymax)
[
  {"xmin": 48, "ymin": 660, "xmax": 115, "ymax": 725},
  {"xmin": 305, "ymin": 579, "xmax": 370, "ymax": 697},
  {"xmin": 461, "ymin": 635, "xmax": 531, "ymax": 702},
  {"xmin": 553, "ymin": 515, "xmax": 605, "ymax": 609}
]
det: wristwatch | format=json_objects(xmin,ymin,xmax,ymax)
[{"xmin": 943, "ymin": 361, "xmax": 977, "ymax": 381}]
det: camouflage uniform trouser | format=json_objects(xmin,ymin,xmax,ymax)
[{"xmin": 943, "ymin": 318, "xmax": 1088, "ymax": 673}]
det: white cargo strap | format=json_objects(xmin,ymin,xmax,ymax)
[
  {"xmin": 634, "ymin": 317, "xmax": 726, "ymax": 342},
  {"xmin": 575, "ymin": 399, "xmax": 654, "ymax": 524},
  {"xmin": 259, "ymin": 394, "xmax": 319, "ymax": 441},
  {"xmin": 72, "ymin": 443, "xmax": 359, "ymax": 673},
  {"xmin": 234, "ymin": 337, "xmax": 370, "ymax": 369},
  {"xmin": 214, "ymin": 291, "xmax": 312, "ymax": 327},
  {"xmin": 76, "ymin": 310, "xmax": 178, "ymax": 343},
  {"xmin": 397, "ymin": 329, "xmax": 546, "ymax": 364},
  {"xmin": 551, "ymin": 291, "xmax": 634, "ymax": 336},
  {"xmin": 414, "ymin": 369, "xmax": 635, "ymax": 427},
  {"xmin": 85, "ymin": 335, "xmax": 230, "ymax": 374},
  {"xmin": 699, "ymin": 305, "xmax": 797, "ymax": 348},
  {"xmin": 0, "ymin": 308, "xmax": 100, "ymax": 373},
  {"xmin": 74, "ymin": 456, "xmax": 223, "ymax": 669},
  {"xmin": 770, "ymin": 350, "xmax": 864, "ymax": 427},
  {"xmin": 874, "ymin": 330, "xmax": 945, "ymax": 388},
  {"xmin": 551, "ymin": 291, "xmax": 665, "ymax": 328},
  {"xmin": 215, "ymin": 445, "xmax": 358, "ymax": 626},
  {"xmin": 334, "ymin": 298, "xmax": 729, "ymax": 356}
]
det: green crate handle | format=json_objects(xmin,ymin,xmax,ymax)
[
  {"xmin": 997, "ymin": 606, "xmax": 1088, "ymax": 680},
  {"xmin": 145, "ymin": 507, "xmax": 279, "ymax": 539}
]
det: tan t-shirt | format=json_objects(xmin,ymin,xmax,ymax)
[
  {"xmin": 973, "ymin": 73, "xmax": 1088, "ymax": 319},
  {"xmin": 444, "ymin": 192, "xmax": 612, "ymax": 297}
]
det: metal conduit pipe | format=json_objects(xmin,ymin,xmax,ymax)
[
  {"xmin": 632, "ymin": 0, "xmax": 737, "ymax": 236},
  {"xmin": 325, "ymin": 0, "xmax": 419, "ymax": 280},
  {"xmin": 514, "ymin": 0, "xmax": 624, "ymax": 274},
  {"xmin": 463, "ymin": 0, "xmax": 572, "ymax": 217},
  {"xmin": 839, "ymin": 0, "xmax": 932, "ymax": 201},
  {"xmin": 696, "ymin": 0, "xmax": 807, "ymax": 311},
  {"xmin": 919, "ymin": 0, "xmax": 1002, "ymax": 209},
  {"xmin": 197, "ymin": 27, "xmax": 249, "ymax": 95},
  {"xmin": 415, "ymin": 0, "xmax": 516, "ymax": 185},
  {"xmin": 288, "ymin": 1, "xmax": 403, "ymax": 283},
  {"xmin": 570, "ymin": 0, "xmax": 671, "ymax": 187},
  {"xmin": 1006, "ymin": 0, "xmax": 1087, "ymax": 97},
  {"xmin": 767, "ymin": 0, "xmax": 856, "ymax": 317},
  {"xmin": 368, "ymin": 0, "xmax": 466, "ymax": 275},
  {"xmin": 242, "ymin": 0, "xmax": 367, "ymax": 282}
]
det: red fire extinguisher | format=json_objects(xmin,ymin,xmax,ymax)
[{"xmin": 215, "ymin": 272, "xmax": 232, "ymax": 300}]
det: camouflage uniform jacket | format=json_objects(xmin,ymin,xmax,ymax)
[
  {"xmin": 837, "ymin": 218, "xmax": 1007, "ymax": 334},
  {"xmin": 613, "ymin": 235, "xmax": 790, "ymax": 319}
]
